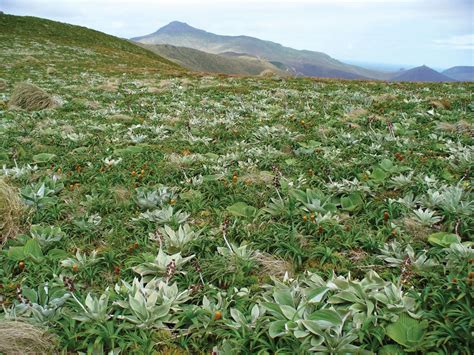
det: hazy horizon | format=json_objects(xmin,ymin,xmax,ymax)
[{"xmin": 2, "ymin": 0, "xmax": 473, "ymax": 69}]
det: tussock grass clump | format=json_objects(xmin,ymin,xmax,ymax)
[
  {"xmin": 259, "ymin": 69, "xmax": 279, "ymax": 78},
  {"xmin": 97, "ymin": 80, "xmax": 119, "ymax": 92},
  {"xmin": 437, "ymin": 120, "xmax": 473, "ymax": 135},
  {"xmin": 255, "ymin": 252, "xmax": 294, "ymax": 278},
  {"xmin": 108, "ymin": 114, "xmax": 133, "ymax": 122},
  {"xmin": 0, "ymin": 78, "xmax": 7, "ymax": 91},
  {"xmin": 8, "ymin": 82, "xmax": 58, "ymax": 111},
  {"xmin": 0, "ymin": 179, "xmax": 23, "ymax": 247},
  {"xmin": 0, "ymin": 320, "xmax": 57, "ymax": 354},
  {"xmin": 46, "ymin": 66, "xmax": 56, "ymax": 75}
]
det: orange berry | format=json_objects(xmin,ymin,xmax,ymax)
[
  {"xmin": 383, "ymin": 211, "xmax": 389, "ymax": 222},
  {"xmin": 131, "ymin": 171, "xmax": 136, "ymax": 176},
  {"xmin": 114, "ymin": 266, "xmax": 121, "ymax": 275},
  {"xmin": 303, "ymin": 215, "xmax": 308, "ymax": 222},
  {"xmin": 310, "ymin": 214, "xmax": 315, "ymax": 221},
  {"xmin": 18, "ymin": 261, "xmax": 25, "ymax": 270},
  {"xmin": 213, "ymin": 311, "xmax": 222, "ymax": 320},
  {"xmin": 72, "ymin": 264, "xmax": 79, "ymax": 273},
  {"xmin": 134, "ymin": 242, "xmax": 139, "ymax": 249}
]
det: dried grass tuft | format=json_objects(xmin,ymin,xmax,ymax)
[
  {"xmin": 437, "ymin": 120, "xmax": 473, "ymax": 135},
  {"xmin": 0, "ymin": 320, "xmax": 57, "ymax": 354},
  {"xmin": 430, "ymin": 99, "xmax": 451, "ymax": 110},
  {"xmin": 259, "ymin": 69, "xmax": 279, "ymax": 78},
  {"xmin": 255, "ymin": 252, "xmax": 294, "ymax": 279},
  {"xmin": 0, "ymin": 179, "xmax": 23, "ymax": 248},
  {"xmin": 97, "ymin": 80, "xmax": 119, "ymax": 92},
  {"xmin": 8, "ymin": 82, "xmax": 58, "ymax": 111},
  {"xmin": 108, "ymin": 114, "xmax": 133, "ymax": 122},
  {"xmin": 402, "ymin": 217, "xmax": 431, "ymax": 240}
]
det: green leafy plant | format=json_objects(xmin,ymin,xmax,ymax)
[
  {"xmin": 132, "ymin": 248, "xmax": 194, "ymax": 281},
  {"xmin": 386, "ymin": 313, "xmax": 427, "ymax": 351}
]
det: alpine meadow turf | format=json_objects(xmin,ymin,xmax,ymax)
[{"xmin": 0, "ymin": 14, "xmax": 473, "ymax": 354}]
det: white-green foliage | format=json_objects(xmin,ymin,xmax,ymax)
[
  {"xmin": 60, "ymin": 250, "xmax": 100, "ymax": 268},
  {"xmin": 135, "ymin": 185, "xmax": 176, "ymax": 210},
  {"xmin": 132, "ymin": 248, "xmax": 194, "ymax": 281},
  {"xmin": 157, "ymin": 223, "xmax": 200, "ymax": 252},
  {"xmin": 138, "ymin": 206, "xmax": 189, "ymax": 225}
]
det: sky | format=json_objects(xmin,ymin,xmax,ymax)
[{"xmin": 2, "ymin": 0, "xmax": 473, "ymax": 69}]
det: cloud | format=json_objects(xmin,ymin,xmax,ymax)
[
  {"xmin": 434, "ymin": 34, "xmax": 474, "ymax": 50},
  {"xmin": 2, "ymin": 0, "xmax": 473, "ymax": 67}
]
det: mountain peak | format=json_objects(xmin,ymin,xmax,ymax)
[
  {"xmin": 391, "ymin": 65, "xmax": 456, "ymax": 82},
  {"xmin": 156, "ymin": 21, "xmax": 198, "ymax": 34}
]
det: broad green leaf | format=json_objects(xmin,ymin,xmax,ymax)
[
  {"xmin": 340, "ymin": 192, "xmax": 363, "ymax": 212},
  {"xmin": 371, "ymin": 167, "xmax": 387, "ymax": 182},
  {"xmin": 306, "ymin": 287, "xmax": 330, "ymax": 303},
  {"xmin": 8, "ymin": 246, "xmax": 26, "ymax": 261},
  {"xmin": 226, "ymin": 202, "xmax": 257, "ymax": 219},
  {"xmin": 302, "ymin": 319, "xmax": 323, "ymax": 336},
  {"xmin": 230, "ymin": 308, "xmax": 246, "ymax": 324},
  {"xmin": 386, "ymin": 313, "xmax": 426, "ymax": 348},
  {"xmin": 24, "ymin": 239, "xmax": 44, "ymax": 261},
  {"xmin": 307, "ymin": 309, "xmax": 342, "ymax": 328},
  {"xmin": 273, "ymin": 289, "xmax": 294, "ymax": 308},
  {"xmin": 279, "ymin": 305, "xmax": 297, "ymax": 320},
  {"xmin": 269, "ymin": 320, "xmax": 287, "ymax": 338},
  {"xmin": 33, "ymin": 153, "xmax": 56, "ymax": 163},
  {"xmin": 428, "ymin": 232, "xmax": 461, "ymax": 248},
  {"xmin": 380, "ymin": 159, "xmax": 396, "ymax": 172}
]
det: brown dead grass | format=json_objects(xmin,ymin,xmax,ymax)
[
  {"xmin": 437, "ymin": 120, "xmax": 473, "ymax": 135},
  {"xmin": 259, "ymin": 69, "xmax": 280, "ymax": 78},
  {"xmin": 8, "ymin": 82, "xmax": 58, "ymax": 111},
  {"xmin": 430, "ymin": 99, "xmax": 451, "ymax": 110},
  {"xmin": 0, "ymin": 78, "xmax": 7, "ymax": 91},
  {"xmin": 0, "ymin": 179, "xmax": 23, "ymax": 248},
  {"xmin": 97, "ymin": 80, "xmax": 119, "ymax": 92},
  {"xmin": 0, "ymin": 320, "xmax": 57, "ymax": 354},
  {"xmin": 255, "ymin": 252, "xmax": 294, "ymax": 279}
]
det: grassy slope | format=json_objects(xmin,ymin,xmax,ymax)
[
  {"xmin": 138, "ymin": 43, "xmax": 287, "ymax": 76},
  {"xmin": 1, "ymin": 14, "xmax": 473, "ymax": 355},
  {"xmin": 0, "ymin": 14, "xmax": 182, "ymax": 80}
]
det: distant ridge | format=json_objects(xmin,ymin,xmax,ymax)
[
  {"xmin": 442, "ymin": 66, "xmax": 474, "ymax": 82},
  {"xmin": 391, "ymin": 65, "xmax": 456, "ymax": 82},
  {"xmin": 132, "ymin": 21, "xmax": 390, "ymax": 80},
  {"xmin": 138, "ymin": 43, "xmax": 288, "ymax": 76}
]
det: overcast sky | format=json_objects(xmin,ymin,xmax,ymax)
[{"xmin": 2, "ymin": 0, "xmax": 473, "ymax": 69}]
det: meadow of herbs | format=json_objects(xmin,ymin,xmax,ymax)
[{"xmin": 0, "ymin": 61, "xmax": 473, "ymax": 352}]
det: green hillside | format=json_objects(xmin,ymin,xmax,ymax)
[
  {"xmin": 1, "ymin": 14, "xmax": 473, "ymax": 355},
  {"xmin": 138, "ymin": 43, "xmax": 288, "ymax": 76},
  {"xmin": 0, "ymin": 14, "xmax": 181, "ymax": 81}
]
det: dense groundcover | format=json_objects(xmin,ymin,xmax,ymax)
[{"xmin": 1, "ymin": 14, "xmax": 473, "ymax": 355}]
